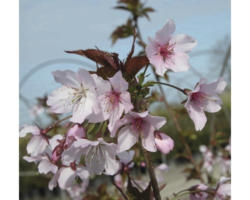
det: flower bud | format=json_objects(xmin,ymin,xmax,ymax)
[{"xmin": 154, "ymin": 131, "xmax": 174, "ymax": 154}]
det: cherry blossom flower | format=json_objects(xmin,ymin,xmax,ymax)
[
  {"xmin": 49, "ymin": 165, "xmax": 89, "ymax": 190},
  {"xmin": 146, "ymin": 19, "xmax": 197, "ymax": 76},
  {"xmin": 89, "ymin": 71, "xmax": 133, "ymax": 132},
  {"xmin": 23, "ymin": 134, "xmax": 64, "ymax": 175},
  {"xmin": 47, "ymin": 69, "xmax": 100, "ymax": 123},
  {"xmin": 185, "ymin": 78, "xmax": 227, "ymax": 131},
  {"xmin": 154, "ymin": 131, "xmax": 174, "ymax": 154},
  {"xmin": 112, "ymin": 111, "xmax": 166, "ymax": 153},
  {"xmin": 189, "ymin": 184, "xmax": 209, "ymax": 200},
  {"xmin": 20, "ymin": 125, "xmax": 48, "ymax": 156},
  {"xmin": 64, "ymin": 137, "xmax": 120, "ymax": 176},
  {"xmin": 214, "ymin": 177, "xmax": 231, "ymax": 199}
]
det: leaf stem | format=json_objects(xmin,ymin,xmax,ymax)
[{"xmin": 150, "ymin": 81, "xmax": 187, "ymax": 95}]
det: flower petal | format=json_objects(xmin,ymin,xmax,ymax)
[
  {"xmin": 155, "ymin": 19, "xmax": 176, "ymax": 44},
  {"xmin": 119, "ymin": 92, "xmax": 133, "ymax": 113},
  {"xmin": 47, "ymin": 86, "xmax": 75, "ymax": 114},
  {"xmin": 109, "ymin": 71, "xmax": 128, "ymax": 92},
  {"xmin": 20, "ymin": 125, "xmax": 40, "ymax": 138},
  {"xmin": 147, "ymin": 115, "xmax": 166, "ymax": 129},
  {"xmin": 58, "ymin": 167, "xmax": 76, "ymax": 189},
  {"xmin": 117, "ymin": 126, "xmax": 138, "ymax": 153},
  {"xmin": 170, "ymin": 34, "xmax": 197, "ymax": 53},
  {"xmin": 155, "ymin": 132, "xmax": 174, "ymax": 154},
  {"xmin": 185, "ymin": 103, "xmax": 207, "ymax": 131},
  {"xmin": 38, "ymin": 158, "xmax": 58, "ymax": 174},
  {"xmin": 52, "ymin": 70, "xmax": 80, "ymax": 89},
  {"xmin": 27, "ymin": 135, "xmax": 48, "ymax": 156},
  {"xmin": 141, "ymin": 125, "xmax": 157, "ymax": 152}
]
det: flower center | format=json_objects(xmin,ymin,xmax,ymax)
[
  {"xmin": 109, "ymin": 91, "xmax": 120, "ymax": 106},
  {"xmin": 158, "ymin": 43, "xmax": 174, "ymax": 62},
  {"xmin": 72, "ymin": 86, "xmax": 88, "ymax": 104},
  {"xmin": 190, "ymin": 92, "xmax": 206, "ymax": 104},
  {"xmin": 132, "ymin": 117, "xmax": 144, "ymax": 131}
]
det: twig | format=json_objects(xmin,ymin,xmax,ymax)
[
  {"xmin": 111, "ymin": 176, "xmax": 128, "ymax": 200},
  {"xmin": 150, "ymin": 81, "xmax": 187, "ymax": 95}
]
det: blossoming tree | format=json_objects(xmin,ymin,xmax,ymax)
[{"xmin": 20, "ymin": 1, "xmax": 230, "ymax": 199}]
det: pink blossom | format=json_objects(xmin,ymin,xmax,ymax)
[
  {"xmin": 146, "ymin": 19, "xmax": 197, "ymax": 76},
  {"xmin": 20, "ymin": 125, "xmax": 48, "ymax": 156},
  {"xmin": 64, "ymin": 124, "xmax": 86, "ymax": 148},
  {"xmin": 154, "ymin": 131, "xmax": 174, "ymax": 154},
  {"xmin": 112, "ymin": 111, "xmax": 166, "ymax": 153},
  {"xmin": 185, "ymin": 78, "xmax": 227, "ymax": 131},
  {"xmin": 89, "ymin": 71, "xmax": 133, "ymax": 133},
  {"xmin": 47, "ymin": 69, "xmax": 100, "ymax": 124},
  {"xmin": 214, "ymin": 177, "xmax": 231, "ymax": 199},
  {"xmin": 23, "ymin": 134, "xmax": 64, "ymax": 175},
  {"xmin": 189, "ymin": 184, "xmax": 209, "ymax": 200},
  {"xmin": 64, "ymin": 138, "xmax": 120, "ymax": 176},
  {"xmin": 49, "ymin": 165, "xmax": 89, "ymax": 190}
]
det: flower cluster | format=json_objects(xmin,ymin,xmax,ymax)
[{"xmin": 20, "ymin": 19, "xmax": 228, "ymax": 199}]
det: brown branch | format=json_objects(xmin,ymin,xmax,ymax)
[
  {"xmin": 140, "ymin": 140, "xmax": 161, "ymax": 200},
  {"xmin": 111, "ymin": 176, "xmax": 128, "ymax": 200}
]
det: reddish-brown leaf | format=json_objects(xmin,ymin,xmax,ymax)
[
  {"xmin": 90, "ymin": 66, "xmax": 118, "ymax": 80},
  {"xmin": 65, "ymin": 49, "xmax": 121, "ymax": 70},
  {"xmin": 125, "ymin": 56, "xmax": 149, "ymax": 76}
]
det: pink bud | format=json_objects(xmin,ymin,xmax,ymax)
[
  {"xmin": 52, "ymin": 146, "xmax": 62, "ymax": 163},
  {"xmin": 65, "ymin": 124, "xmax": 86, "ymax": 148},
  {"xmin": 154, "ymin": 131, "xmax": 174, "ymax": 154},
  {"xmin": 140, "ymin": 162, "xmax": 146, "ymax": 167}
]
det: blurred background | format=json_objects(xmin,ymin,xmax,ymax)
[{"xmin": 19, "ymin": 0, "xmax": 231, "ymax": 199}]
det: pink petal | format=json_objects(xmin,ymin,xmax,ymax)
[
  {"xmin": 117, "ymin": 126, "xmax": 138, "ymax": 153},
  {"xmin": 185, "ymin": 103, "xmax": 207, "ymax": 131},
  {"xmin": 47, "ymin": 86, "xmax": 75, "ymax": 114},
  {"xmin": 38, "ymin": 158, "xmax": 58, "ymax": 174},
  {"xmin": 147, "ymin": 115, "xmax": 166, "ymax": 129},
  {"xmin": 169, "ymin": 52, "xmax": 190, "ymax": 72},
  {"xmin": 119, "ymin": 92, "xmax": 134, "ymax": 113},
  {"xmin": 109, "ymin": 71, "xmax": 128, "ymax": 92},
  {"xmin": 27, "ymin": 135, "xmax": 48, "ymax": 156},
  {"xmin": 58, "ymin": 167, "xmax": 76, "ymax": 189},
  {"xmin": 154, "ymin": 132, "xmax": 174, "ymax": 154},
  {"xmin": 20, "ymin": 125, "xmax": 40, "ymax": 138},
  {"xmin": 141, "ymin": 125, "xmax": 157, "ymax": 152},
  {"xmin": 170, "ymin": 34, "xmax": 197, "ymax": 53},
  {"xmin": 200, "ymin": 78, "xmax": 227, "ymax": 95},
  {"xmin": 52, "ymin": 70, "xmax": 80, "ymax": 89},
  {"xmin": 155, "ymin": 19, "xmax": 176, "ymax": 44}
]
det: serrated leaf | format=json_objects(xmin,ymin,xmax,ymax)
[
  {"xmin": 65, "ymin": 49, "xmax": 121, "ymax": 70},
  {"xmin": 125, "ymin": 56, "xmax": 149, "ymax": 76},
  {"xmin": 111, "ymin": 19, "xmax": 134, "ymax": 45},
  {"xmin": 90, "ymin": 65, "xmax": 118, "ymax": 80}
]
